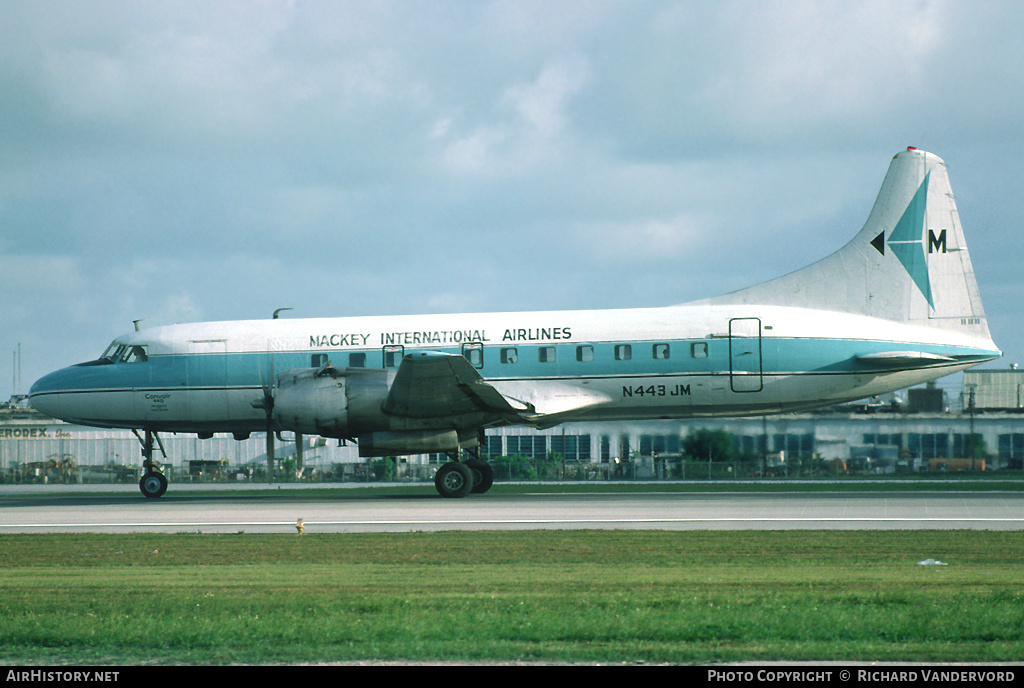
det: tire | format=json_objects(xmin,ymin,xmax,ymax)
[
  {"xmin": 434, "ymin": 462, "xmax": 473, "ymax": 498},
  {"xmin": 465, "ymin": 459, "xmax": 494, "ymax": 494},
  {"xmin": 139, "ymin": 471, "xmax": 168, "ymax": 499}
]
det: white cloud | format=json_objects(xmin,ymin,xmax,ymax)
[
  {"xmin": 505, "ymin": 57, "xmax": 589, "ymax": 138},
  {"xmin": 437, "ymin": 57, "xmax": 589, "ymax": 176},
  {"xmin": 575, "ymin": 213, "xmax": 704, "ymax": 263}
]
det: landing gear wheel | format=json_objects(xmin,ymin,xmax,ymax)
[
  {"xmin": 434, "ymin": 461, "xmax": 474, "ymax": 498},
  {"xmin": 139, "ymin": 471, "xmax": 168, "ymax": 499},
  {"xmin": 465, "ymin": 459, "xmax": 493, "ymax": 494}
]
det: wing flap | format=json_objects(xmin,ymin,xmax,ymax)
[{"xmin": 490, "ymin": 379, "xmax": 613, "ymax": 426}]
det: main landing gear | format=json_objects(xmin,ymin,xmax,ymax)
[
  {"xmin": 434, "ymin": 456, "xmax": 493, "ymax": 498},
  {"xmin": 133, "ymin": 429, "xmax": 168, "ymax": 498}
]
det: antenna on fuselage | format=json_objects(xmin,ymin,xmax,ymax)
[
  {"xmin": 133, "ymin": 319, "xmax": 146, "ymax": 331},
  {"xmin": 273, "ymin": 308, "xmax": 293, "ymax": 319}
]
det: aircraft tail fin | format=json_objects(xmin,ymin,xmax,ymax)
[{"xmin": 706, "ymin": 148, "xmax": 995, "ymax": 347}]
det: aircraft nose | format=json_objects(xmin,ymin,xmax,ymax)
[{"xmin": 28, "ymin": 370, "xmax": 65, "ymax": 419}]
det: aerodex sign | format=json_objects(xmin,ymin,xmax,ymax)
[{"xmin": 0, "ymin": 425, "xmax": 69, "ymax": 440}]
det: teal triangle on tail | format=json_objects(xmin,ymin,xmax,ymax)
[{"xmin": 887, "ymin": 172, "xmax": 933, "ymax": 308}]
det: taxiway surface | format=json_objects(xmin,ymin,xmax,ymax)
[{"xmin": 1, "ymin": 484, "xmax": 1022, "ymax": 533}]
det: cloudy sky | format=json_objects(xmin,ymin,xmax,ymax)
[{"xmin": 2, "ymin": 0, "xmax": 1022, "ymax": 401}]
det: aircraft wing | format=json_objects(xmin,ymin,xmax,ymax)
[
  {"xmin": 382, "ymin": 352, "xmax": 531, "ymax": 423},
  {"xmin": 382, "ymin": 351, "xmax": 611, "ymax": 427}
]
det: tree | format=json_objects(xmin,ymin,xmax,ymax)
[{"xmin": 683, "ymin": 428, "xmax": 735, "ymax": 462}]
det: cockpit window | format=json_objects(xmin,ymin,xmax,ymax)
[
  {"xmin": 121, "ymin": 345, "xmax": 148, "ymax": 363},
  {"xmin": 101, "ymin": 342, "xmax": 123, "ymax": 362},
  {"xmin": 76, "ymin": 341, "xmax": 142, "ymax": 367},
  {"xmin": 99, "ymin": 343, "xmax": 148, "ymax": 363}
]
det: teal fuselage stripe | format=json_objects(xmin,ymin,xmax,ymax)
[{"xmin": 34, "ymin": 337, "xmax": 997, "ymax": 394}]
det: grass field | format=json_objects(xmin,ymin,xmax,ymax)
[{"xmin": 0, "ymin": 529, "xmax": 1021, "ymax": 665}]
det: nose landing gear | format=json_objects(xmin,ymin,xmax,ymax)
[
  {"xmin": 139, "ymin": 470, "xmax": 168, "ymax": 498},
  {"xmin": 133, "ymin": 429, "xmax": 168, "ymax": 498}
]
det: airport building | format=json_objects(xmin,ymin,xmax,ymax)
[{"xmin": 3, "ymin": 369, "xmax": 1022, "ymax": 484}]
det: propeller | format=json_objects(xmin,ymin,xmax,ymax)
[
  {"xmin": 252, "ymin": 350, "xmax": 309, "ymax": 482},
  {"xmin": 253, "ymin": 357, "xmax": 277, "ymax": 483},
  {"xmin": 257, "ymin": 311, "xmax": 294, "ymax": 480}
]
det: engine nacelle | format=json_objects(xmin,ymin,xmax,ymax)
[
  {"xmin": 273, "ymin": 364, "xmax": 485, "ymax": 457},
  {"xmin": 272, "ymin": 366, "xmax": 392, "ymax": 438}
]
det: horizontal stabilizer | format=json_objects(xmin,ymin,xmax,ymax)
[{"xmin": 855, "ymin": 351, "xmax": 956, "ymax": 366}]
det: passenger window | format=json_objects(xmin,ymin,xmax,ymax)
[
  {"xmin": 538, "ymin": 346, "xmax": 556, "ymax": 363},
  {"xmin": 614, "ymin": 344, "xmax": 632, "ymax": 361},
  {"xmin": 462, "ymin": 343, "xmax": 484, "ymax": 369},
  {"xmin": 652, "ymin": 343, "xmax": 670, "ymax": 360},
  {"xmin": 500, "ymin": 347, "xmax": 518, "ymax": 364},
  {"xmin": 691, "ymin": 342, "xmax": 708, "ymax": 359},
  {"xmin": 576, "ymin": 345, "xmax": 594, "ymax": 362},
  {"xmin": 383, "ymin": 345, "xmax": 404, "ymax": 368},
  {"xmin": 348, "ymin": 352, "xmax": 366, "ymax": 368}
]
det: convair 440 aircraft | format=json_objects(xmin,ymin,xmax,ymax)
[{"xmin": 29, "ymin": 148, "xmax": 1001, "ymax": 498}]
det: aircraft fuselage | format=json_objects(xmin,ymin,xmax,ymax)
[{"xmin": 28, "ymin": 303, "xmax": 999, "ymax": 434}]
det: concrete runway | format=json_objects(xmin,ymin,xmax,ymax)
[{"xmin": 1, "ymin": 483, "xmax": 1022, "ymax": 533}]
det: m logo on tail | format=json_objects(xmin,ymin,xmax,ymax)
[{"xmin": 928, "ymin": 229, "xmax": 947, "ymax": 254}]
